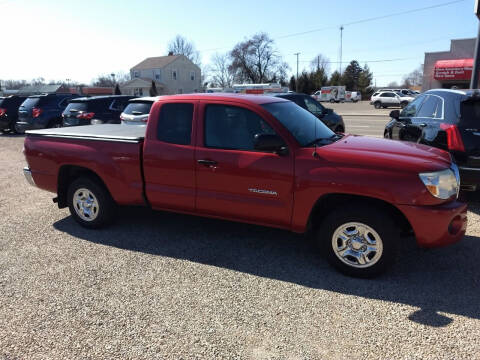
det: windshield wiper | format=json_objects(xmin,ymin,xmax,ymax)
[{"xmin": 304, "ymin": 133, "xmax": 343, "ymax": 147}]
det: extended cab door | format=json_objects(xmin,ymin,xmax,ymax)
[
  {"xmin": 195, "ymin": 101, "xmax": 294, "ymax": 227},
  {"xmin": 143, "ymin": 101, "xmax": 197, "ymax": 211}
]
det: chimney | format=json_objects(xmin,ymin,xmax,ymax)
[{"xmin": 168, "ymin": 51, "xmax": 174, "ymax": 56}]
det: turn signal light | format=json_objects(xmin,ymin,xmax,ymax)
[
  {"xmin": 440, "ymin": 123, "xmax": 465, "ymax": 152},
  {"xmin": 32, "ymin": 107, "xmax": 42, "ymax": 118},
  {"xmin": 0, "ymin": 108, "xmax": 6, "ymax": 116}
]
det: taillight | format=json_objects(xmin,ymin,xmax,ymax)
[
  {"xmin": 440, "ymin": 123, "xmax": 465, "ymax": 152},
  {"xmin": 32, "ymin": 107, "xmax": 42, "ymax": 118},
  {"xmin": 0, "ymin": 108, "xmax": 6, "ymax": 116},
  {"xmin": 76, "ymin": 112, "xmax": 95, "ymax": 120}
]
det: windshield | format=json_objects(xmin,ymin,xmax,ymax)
[
  {"xmin": 262, "ymin": 101, "xmax": 334, "ymax": 146},
  {"xmin": 123, "ymin": 101, "xmax": 152, "ymax": 115}
]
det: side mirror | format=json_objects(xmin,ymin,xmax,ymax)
[
  {"xmin": 254, "ymin": 134, "xmax": 288, "ymax": 155},
  {"xmin": 390, "ymin": 110, "xmax": 400, "ymax": 119}
]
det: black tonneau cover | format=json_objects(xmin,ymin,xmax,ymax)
[{"xmin": 26, "ymin": 124, "xmax": 146, "ymax": 143}]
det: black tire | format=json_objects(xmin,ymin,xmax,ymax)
[
  {"xmin": 1, "ymin": 128, "xmax": 9, "ymax": 134},
  {"xmin": 400, "ymin": 102, "xmax": 408, "ymax": 109},
  {"xmin": 329, "ymin": 99, "xmax": 335, "ymax": 103},
  {"xmin": 67, "ymin": 177, "xmax": 117, "ymax": 229},
  {"xmin": 9, "ymin": 121, "xmax": 17, "ymax": 134},
  {"xmin": 316, "ymin": 205, "xmax": 398, "ymax": 278},
  {"xmin": 374, "ymin": 102, "xmax": 381, "ymax": 109},
  {"xmin": 48, "ymin": 119, "xmax": 62, "ymax": 128}
]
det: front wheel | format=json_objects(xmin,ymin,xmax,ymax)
[
  {"xmin": 374, "ymin": 102, "xmax": 381, "ymax": 109},
  {"xmin": 316, "ymin": 206, "xmax": 398, "ymax": 278},
  {"xmin": 67, "ymin": 177, "xmax": 117, "ymax": 229}
]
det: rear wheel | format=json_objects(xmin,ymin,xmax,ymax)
[
  {"xmin": 316, "ymin": 206, "xmax": 398, "ymax": 278},
  {"xmin": 67, "ymin": 177, "xmax": 117, "ymax": 229},
  {"xmin": 330, "ymin": 99, "xmax": 335, "ymax": 103},
  {"xmin": 374, "ymin": 102, "xmax": 381, "ymax": 109}
]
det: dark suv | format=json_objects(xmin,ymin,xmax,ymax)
[
  {"xmin": 273, "ymin": 92, "xmax": 345, "ymax": 132},
  {"xmin": 15, "ymin": 94, "xmax": 79, "ymax": 133},
  {"xmin": 384, "ymin": 89, "xmax": 480, "ymax": 191},
  {"xmin": 62, "ymin": 95, "xmax": 135, "ymax": 127},
  {"xmin": 0, "ymin": 95, "xmax": 27, "ymax": 133}
]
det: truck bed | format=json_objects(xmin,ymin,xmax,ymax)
[{"xmin": 26, "ymin": 124, "xmax": 146, "ymax": 143}]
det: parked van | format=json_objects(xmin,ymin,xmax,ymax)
[{"xmin": 313, "ymin": 86, "xmax": 346, "ymax": 103}]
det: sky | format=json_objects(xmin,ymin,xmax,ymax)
[{"xmin": 0, "ymin": 0, "xmax": 478, "ymax": 87}]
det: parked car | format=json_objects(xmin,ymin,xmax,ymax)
[
  {"xmin": 0, "ymin": 95, "xmax": 27, "ymax": 133},
  {"xmin": 273, "ymin": 92, "xmax": 345, "ymax": 132},
  {"xmin": 120, "ymin": 97, "xmax": 158, "ymax": 125},
  {"xmin": 23, "ymin": 94, "xmax": 467, "ymax": 278},
  {"xmin": 62, "ymin": 95, "xmax": 135, "ymax": 127},
  {"xmin": 370, "ymin": 91, "xmax": 414, "ymax": 109},
  {"xmin": 15, "ymin": 94, "xmax": 79, "ymax": 133},
  {"xmin": 345, "ymin": 91, "xmax": 361, "ymax": 103},
  {"xmin": 384, "ymin": 89, "xmax": 480, "ymax": 192}
]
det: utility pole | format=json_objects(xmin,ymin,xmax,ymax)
[
  {"xmin": 294, "ymin": 52, "xmax": 300, "ymax": 92},
  {"xmin": 317, "ymin": 55, "xmax": 320, "ymax": 71},
  {"xmin": 339, "ymin": 25, "xmax": 344, "ymax": 74}
]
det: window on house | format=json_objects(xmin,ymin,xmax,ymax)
[
  {"xmin": 134, "ymin": 88, "xmax": 143, "ymax": 96},
  {"xmin": 172, "ymin": 70, "xmax": 177, "ymax": 80},
  {"xmin": 134, "ymin": 71, "xmax": 140, "ymax": 78},
  {"xmin": 190, "ymin": 71, "xmax": 195, "ymax": 81},
  {"xmin": 154, "ymin": 70, "xmax": 161, "ymax": 81}
]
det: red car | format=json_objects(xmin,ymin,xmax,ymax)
[{"xmin": 23, "ymin": 94, "xmax": 467, "ymax": 277}]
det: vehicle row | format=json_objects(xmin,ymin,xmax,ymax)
[{"xmin": 0, "ymin": 94, "xmax": 136, "ymax": 134}]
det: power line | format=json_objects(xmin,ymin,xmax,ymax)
[
  {"xmin": 298, "ymin": 57, "xmax": 417, "ymax": 64},
  {"xmin": 275, "ymin": 0, "xmax": 465, "ymax": 40}
]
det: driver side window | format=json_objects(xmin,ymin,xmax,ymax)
[
  {"xmin": 204, "ymin": 105, "xmax": 277, "ymax": 151},
  {"xmin": 400, "ymin": 95, "xmax": 426, "ymax": 118},
  {"xmin": 304, "ymin": 97, "xmax": 324, "ymax": 115}
]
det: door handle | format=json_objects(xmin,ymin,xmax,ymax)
[
  {"xmin": 197, "ymin": 159, "xmax": 218, "ymax": 166},
  {"xmin": 418, "ymin": 123, "xmax": 427, "ymax": 128}
]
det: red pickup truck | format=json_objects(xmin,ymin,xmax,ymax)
[{"xmin": 23, "ymin": 94, "xmax": 467, "ymax": 277}]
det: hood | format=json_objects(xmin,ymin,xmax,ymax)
[{"xmin": 314, "ymin": 135, "xmax": 452, "ymax": 173}]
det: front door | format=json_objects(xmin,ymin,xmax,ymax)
[{"xmin": 195, "ymin": 102, "xmax": 294, "ymax": 227}]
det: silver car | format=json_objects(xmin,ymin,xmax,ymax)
[{"xmin": 120, "ymin": 97, "xmax": 159, "ymax": 125}]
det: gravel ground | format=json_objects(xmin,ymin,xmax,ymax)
[{"xmin": 1, "ymin": 134, "xmax": 479, "ymax": 360}]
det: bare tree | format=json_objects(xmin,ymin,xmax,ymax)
[
  {"xmin": 402, "ymin": 65, "xmax": 423, "ymax": 87},
  {"xmin": 229, "ymin": 32, "xmax": 289, "ymax": 84},
  {"xmin": 310, "ymin": 54, "xmax": 330, "ymax": 74},
  {"xmin": 168, "ymin": 35, "xmax": 200, "ymax": 65},
  {"xmin": 92, "ymin": 72, "xmax": 129, "ymax": 87},
  {"xmin": 209, "ymin": 53, "xmax": 234, "ymax": 88}
]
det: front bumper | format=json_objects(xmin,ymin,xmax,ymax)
[
  {"xmin": 459, "ymin": 166, "xmax": 480, "ymax": 191},
  {"xmin": 23, "ymin": 167, "xmax": 36, "ymax": 187},
  {"xmin": 15, "ymin": 121, "xmax": 45, "ymax": 133},
  {"xmin": 398, "ymin": 201, "xmax": 468, "ymax": 248}
]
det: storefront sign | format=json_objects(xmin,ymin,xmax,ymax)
[{"xmin": 434, "ymin": 59, "xmax": 474, "ymax": 81}]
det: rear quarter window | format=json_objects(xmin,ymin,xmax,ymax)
[
  {"xmin": 20, "ymin": 98, "xmax": 40, "ymax": 109},
  {"xmin": 64, "ymin": 102, "xmax": 88, "ymax": 112},
  {"xmin": 123, "ymin": 102, "xmax": 153, "ymax": 115}
]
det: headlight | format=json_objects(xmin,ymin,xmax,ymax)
[
  {"xmin": 419, "ymin": 166, "xmax": 459, "ymax": 199},
  {"xmin": 90, "ymin": 119, "xmax": 104, "ymax": 125}
]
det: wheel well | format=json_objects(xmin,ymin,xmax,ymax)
[
  {"xmin": 307, "ymin": 194, "xmax": 412, "ymax": 236},
  {"xmin": 57, "ymin": 165, "xmax": 110, "ymax": 208}
]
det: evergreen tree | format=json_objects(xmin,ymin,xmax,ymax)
[
  {"xmin": 149, "ymin": 80, "xmax": 158, "ymax": 96},
  {"xmin": 358, "ymin": 64, "xmax": 374, "ymax": 97},
  {"xmin": 329, "ymin": 71, "xmax": 342, "ymax": 86},
  {"xmin": 341, "ymin": 60, "xmax": 363, "ymax": 91},
  {"xmin": 289, "ymin": 76, "xmax": 296, "ymax": 91},
  {"xmin": 114, "ymin": 84, "xmax": 122, "ymax": 95}
]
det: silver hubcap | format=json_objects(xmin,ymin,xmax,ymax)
[
  {"xmin": 331, "ymin": 222, "xmax": 383, "ymax": 268},
  {"xmin": 73, "ymin": 188, "xmax": 99, "ymax": 221}
]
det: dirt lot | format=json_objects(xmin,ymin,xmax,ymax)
[{"xmin": 1, "ymin": 132, "xmax": 479, "ymax": 359}]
